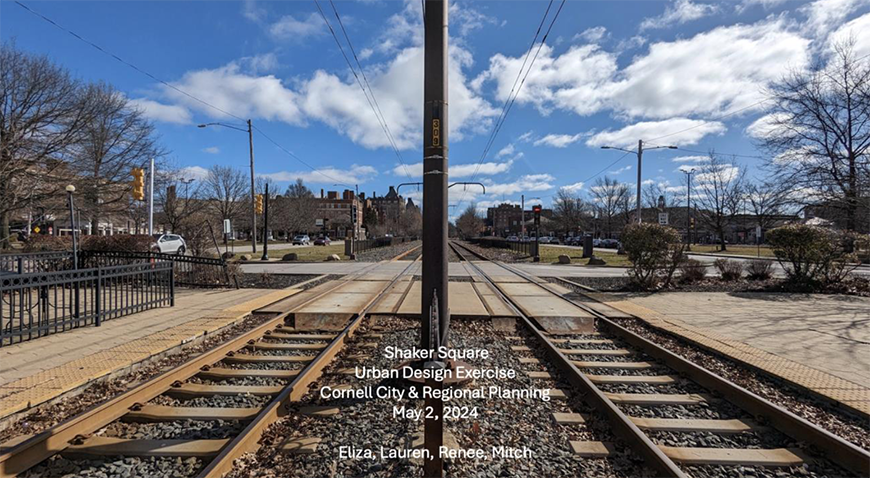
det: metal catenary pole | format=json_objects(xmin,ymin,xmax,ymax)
[
  {"xmin": 684, "ymin": 169, "xmax": 693, "ymax": 250},
  {"xmin": 422, "ymin": 0, "xmax": 449, "ymax": 476},
  {"xmin": 248, "ymin": 119, "xmax": 257, "ymax": 254}
]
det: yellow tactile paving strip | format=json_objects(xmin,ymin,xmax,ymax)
[
  {"xmin": 0, "ymin": 287, "xmax": 303, "ymax": 420},
  {"xmin": 587, "ymin": 293, "xmax": 870, "ymax": 418}
]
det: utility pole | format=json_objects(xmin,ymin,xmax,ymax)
[
  {"xmin": 635, "ymin": 140, "xmax": 643, "ymax": 224},
  {"xmin": 148, "ymin": 157, "xmax": 155, "ymax": 235},
  {"xmin": 684, "ymin": 169, "xmax": 694, "ymax": 250},
  {"xmin": 422, "ymin": 0, "xmax": 448, "ymax": 476},
  {"xmin": 248, "ymin": 119, "xmax": 257, "ymax": 254}
]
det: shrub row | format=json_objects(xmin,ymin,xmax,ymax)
[{"xmin": 22, "ymin": 234, "xmax": 154, "ymax": 253}]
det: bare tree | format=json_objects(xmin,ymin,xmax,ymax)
[
  {"xmin": 203, "ymin": 165, "xmax": 247, "ymax": 227},
  {"xmin": 643, "ymin": 181, "xmax": 684, "ymax": 209},
  {"xmin": 158, "ymin": 172, "xmax": 201, "ymax": 234},
  {"xmin": 285, "ymin": 178, "xmax": 314, "ymax": 198},
  {"xmin": 695, "ymin": 153, "xmax": 746, "ymax": 250},
  {"xmin": 590, "ymin": 176, "xmax": 630, "ymax": 238},
  {"xmin": 746, "ymin": 179, "xmax": 792, "ymax": 242},
  {"xmin": 0, "ymin": 42, "xmax": 91, "ymax": 247},
  {"xmin": 552, "ymin": 188, "xmax": 590, "ymax": 235},
  {"xmin": 760, "ymin": 39, "xmax": 870, "ymax": 232},
  {"xmin": 70, "ymin": 82, "xmax": 162, "ymax": 233},
  {"xmin": 455, "ymin": 204, "xmax": 484, "ymax": 238}
]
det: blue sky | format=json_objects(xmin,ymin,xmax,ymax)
[{"xmin": 3, "ymin": 0, "xmax": 869, "ymax": 218}]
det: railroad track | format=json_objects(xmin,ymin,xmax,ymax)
[
  {"xmin": 449, "ymin": 240, "xmax": 870, "ymax": 478},
  {"xmin": 0, "ymin": 247, "xmax": 421, "ymax": 478}
]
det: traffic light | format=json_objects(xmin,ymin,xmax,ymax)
[
  {"xmin": 532, "ymin": 205, "xmax": 542, "ymax": 226},
  {"xmin": 255, "ymin": 194, "xmax": 264, "ymax": 214},
  {"xmin": 351, "ymin": 205, "xmax": 358, "ymax": 223},
  {"xmin": 131, "ymin": 168, "xmax": 145, "ymax": 201},
  {"xmin": 690, "ymin": 217, "xmax": 695, "ymax": 228}
]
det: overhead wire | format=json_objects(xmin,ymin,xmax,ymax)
[
  {"xmin": 455, "ymin": 0, "xmax": 566, "ymax": 212},
  {"xmin": 314, "ymin": 0, "xmax": 415, "ymax": 182},
  {"xmin": 15, "ymin": 0, "xmax": 353, "ymax": 187}
]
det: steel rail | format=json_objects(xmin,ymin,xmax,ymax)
[
  {"xmin": 448, "ymin": 241, "xmax": 687, "ymax": 478},
  {"xmin": 452, "ymin": 241, "xmax": 870, "ymax": 477},
  {"xmin": 199, "ymin": 254, "xmax": 421, "ymax": 477},
  {"xmin": 0, "ymin": 249, "xmax": 418, "ymax": 477}
]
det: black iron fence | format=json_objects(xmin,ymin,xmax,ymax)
[
  {"xmin": 350, "ymin": 236, "xmax": 419, "ymax": 255},
  {"xmin": 470, "ymin": 237, "xmax": 538, "ymax": 257},
  {"xmin": 80, "ymin": 251, "xmax": 234, "ymax": 288},
  {"xmin": 0, "ymin": 251, "xmax": 75, "ymax": 275},
  {"xmin": 0, "ymin": 262, "xmax": 174, "ymax": 347}
]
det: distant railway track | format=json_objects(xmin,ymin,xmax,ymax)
[
  {"xmin": 448, "ymin": 240, "xmax": 870, "ymax": 478},
  {"xmin": 0, "ymin": 248, "xmax": 420, "ymax": 478}
]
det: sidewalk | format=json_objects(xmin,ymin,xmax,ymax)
[
  {"xmin": 591, "ymin": 291, "xmax": 870, "ymax": 416},
  {"xmin": 0, "ymin": 287, "xmax": 301, "ymax": 419}
]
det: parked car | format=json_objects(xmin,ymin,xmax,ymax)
[
  {"xmin": 506, "ymin": 235, "xmax": 519, "ymax": 242},
  {"xmin": 593, "ymin": 238, "xmax": 601, "ymax": 247},
  {"xmin": 314, "ymin": 236, "xmax": 331, "ymax": 246},
  {"xmin": 152, "ymin": 233, "xmax": 186, "ymax": 255},
  {"xmin": 292, "ymin": 235, "xmax": 311, "ymax": 245}
]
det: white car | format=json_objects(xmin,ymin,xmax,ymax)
[
  {"xmin": 152, "ymin": 233, "xmax": 186, "ymax": 255},
  {"xmin": 292, "ymin": 235, "xmax": 311, "ymax": 245}
]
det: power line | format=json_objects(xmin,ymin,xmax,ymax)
[
  {"xmin": 16, "ymin": 0, "xmax": 352, "ymax": 187},
  {"xmin": 314, "ymin": 0, "xmax": 414, "ymax": 182},
  {"xmin": 672, "ymin": 147, "xmax": 764, "ymax": 160},
  {"xmin": 456, "ymin": 0, "xmax": 566, "ymax": 211}
]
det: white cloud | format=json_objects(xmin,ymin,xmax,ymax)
[
  {"xmin": 242, "ymin": 0, "xmax": 266, "ymax": 23},
  {"xmin": 359, "ymin": 48, "xmax": 374, "ymax": 60},
  {"xmin": 695, "ymin": 163, "xmax": 741, "ymax": 184},
  {"xmin": 268, "ymin": 13, "xmax": 325, "ymax": 41},
  {"xmin": 613, "ymin": 20, "xmax": 810, "ymax": 119},
  {"xmin": 745, "ymin": 112, "xmax": 794, "ymax": 139},
  {"xmin": 301, "ymin": 45, "xmax": 496, "ymax": 149},
  {"xmin": 586, "ymin": 119, "xmax": 726, "ymax": 148},
  {"xmin": 180, "ymin": 166, "xmax": 209, "ymax": 180},
  {"xmin": 640, "ymin": 0, "xmax": 719, "ymax": 31},
  {"xmin": 201, "ymin": 146, "xmax": 220, "ymax": 154},
  {"xmin": 562, "ymin": 181, "xmax": 585, "ymax": 192},
  {"xmin": 475, "ymin": 18, "xmax": 809, "ymax": 121},
  {"xmin": 801, "ymin": 0, "xmax": 865, "ymax": 40},
  {"xmin": 238, "ymin": 53, "xmax": 279, "ymax": 74},
  {"xmin": 829, "ymin": 12, "xmax": 870, "ymax": 59},
  {"xmin": 129, "ymin": 98, "xmax": 192, "ymax": 124},
  {"xmin": 496, "ymin": 144, "xmax": 516, "ymax": 158},
  {"xmin": 736, "ymin": 0, "xmax": 789, "ymax": 12},
  {"xmin": 483, "ymin": 174, "xmax": 555, "ymax": 196},
  {"xmin": 534, "ymin": 133, "xmax": 586, "ymax": 148},
  {"xmin": 261, "ymin": 164, "xmax": 377, "ymax": 185},
  {"xmin": 671, "ymin": 155, "xmax": 708, "ymax": 163},
  {"xmin": 575, "ymin": 26, "xmax": 607, "ymax": 43},
  {"xmin": 518, "ymin": 131, "xmax": 535, "ymax": 143},
  {"xmin": 163, "ymin": 63, "xmax": 304, "ymax": 125},
  {"xmin": 475, "ymin": 44, "xmax": 617, "ymax": 116},
  {"xmin": 609, "ymin": 165, "xmax": 632, "ymax": 175},
  {"xmin": 449, "ymin": 1, "xmax": 500, "ymax": 37},
  {"xmin": 392, "ymin": 160, "xmax": 513, "ymax": 178}
]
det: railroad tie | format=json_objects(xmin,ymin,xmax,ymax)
[
  {"xmin": 62, "ymin": 437, "xmax": 231, "ymax": 459},
  {"xmin": 223, "ymin": 353, "xmax": 316, "ymax": 364},
  {"xmin": 585, "ymin": 375, "xmax": 678, "ymax": 385},
  {"xmin": 123, "ymin": 405, "xmax": 262, "ymax": 423},
  {"xmin": 604, "ymin": 392, "xmax": 711, "ymax": 405},
  {"xmin": 166, "ymin": 383, "xmax": 284, "ymax": 398},
  {"xmin": 559, "ymin": 348, "xmax": 631, "ymax": 356},
  {"xmin": 572, "ymin": 361, "xmax": 654, "ymax": 369},
  {"xmin": 629, "ymin": 417, "xmax": 766, "ymax": 434}
]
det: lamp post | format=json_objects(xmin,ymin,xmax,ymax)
[
  {"xmin": 66, "ymin": 185, "xmax": 78, "ymax": 270},
  {"xmin": 601, "ymin": 141, "xmax": 677, "ymax": 224},
  {"xmin": 198, "ymin": 120, "xmax": 257, "ymax": 253},
  {"xmin": 683, "ymin": 169, "xmax": 695, "ymax": 250}
]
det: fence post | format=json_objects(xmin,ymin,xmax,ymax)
[
  {"xmin": 169, "ymin": 262, "xmax": 175, "ymax": 307},
  {"xmin": 95, "ymin": 266, "xmax": 102, "ymax": 327},
  {"xmin": 17, "ymin": 257, "xmax": 23, "ymax": 274}
]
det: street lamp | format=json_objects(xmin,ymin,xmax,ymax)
[
  {"xmin": 65, "ymin": 185, "xmax": 78, "ymax": 270},
  {"xmin": 198, "ymin": 120, "xmax": 257, "ymax": 253},
  {"xmin": 601, "ymin": 141, "xmax": 677, "ymax": 224}
]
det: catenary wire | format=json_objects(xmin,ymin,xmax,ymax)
[{"xmin": 16, "ymin": 0, "xmax": 356, "ymax": 187}]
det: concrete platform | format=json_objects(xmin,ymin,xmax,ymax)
[
  {"xmin": 590, "ymin": 291, "xmax": 870, "ymax": 417},
  {"xmin": 368, "ymin": 280, "xmax": 512, "ymax": 318},
  {"xmin": 0, "ymin": 287, "xmax": 302, "ymax": 421}
]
